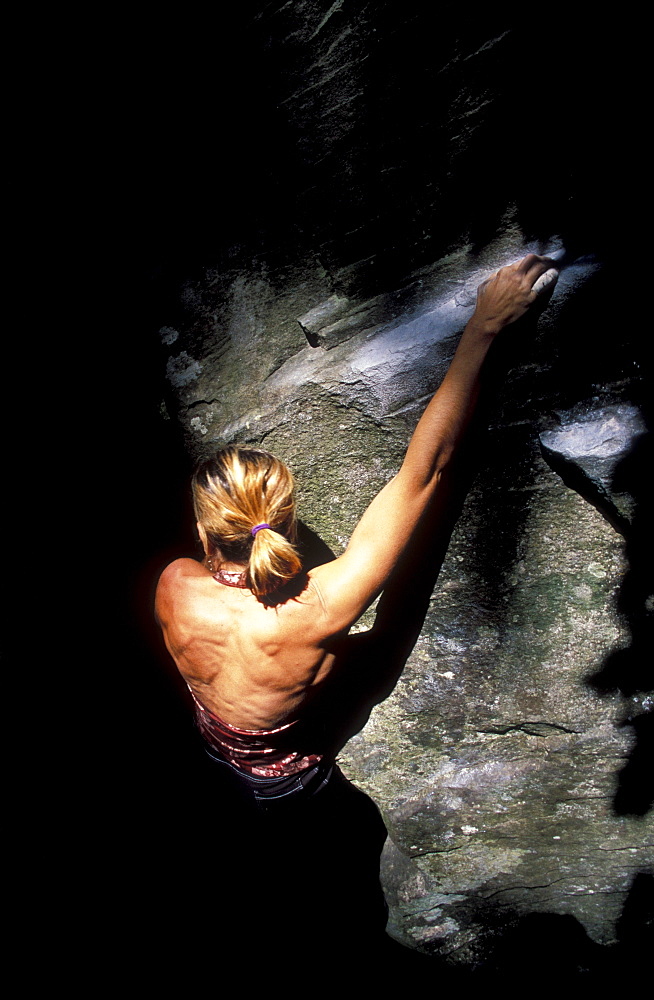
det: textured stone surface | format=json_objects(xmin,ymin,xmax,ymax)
[
  {"xmin": 539, "ymin": 404, "xmax": 647, "ymax": 532},
  {"xmin": 349, "ymin": 473, "xmax": 644, "ymax": 956},
  {"xmin": 146, "ymin": 1, "xmax": 651, "ymax": 972}
]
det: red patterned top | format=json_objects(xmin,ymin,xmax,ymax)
[{"xmin": 189, "ymin": 689, "xmax": 324, "ymax": 778}]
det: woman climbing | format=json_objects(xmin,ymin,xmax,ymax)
[{"xmin": 155, "ymin": 253, "xmax": 558, "ymax": 808}]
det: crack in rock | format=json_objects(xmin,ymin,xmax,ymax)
[
  {"xmin": 539, "ymin": 403, "xmax": 647, "ymax": 535},
  {"xmin": 476, "ymin": 721, "xmax": 579, "ymax": 737},
  {"xmin": 309, "ymin": 0, "xmax": 345, "ymax": 40},
  {"xmin": 594, "ymin": 843, "xmax": 654, "ymax": 852},
  {"xmin": 412, "ymin": 846, "xmax": 466, "ymax": 857},
  {"xmin": 481, "ymin": 876, "xmax": 572, "ymax": 899}
]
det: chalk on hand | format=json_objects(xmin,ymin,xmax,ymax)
[{"xmin": 532, "ymin": 268, "xmax": 559, "ymax": 295}]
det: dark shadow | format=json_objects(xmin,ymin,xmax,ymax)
[
  {"xmin": 479, "ymin": 913, "xmax": 611, "ymax": 984},
  {"xmin": 614, "ymin": 871, "xmax": 654, "ymax": 961},
  {"xmin": 585, "ymin": 416, "xmax": 653, "ymax": 816},
  {"xmin": 613, "ymin": 712, "xmax": 654, "ymax": 817},
  {"xmin": 537, "ymin": 260, "xmax": 644, "ymax": 414},
  {"xmin": 449, "ymin": 870, "xmax": 654, "ymax": 985}
]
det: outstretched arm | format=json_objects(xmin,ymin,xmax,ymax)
[{"xmin": 309, "ymin": 254, "xmax": 557, "ymax": 632}]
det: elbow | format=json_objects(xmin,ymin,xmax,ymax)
[
  {"xmin": 432, "ymin": 443, "xmax": 455, "ymax": 480},
  {"xmin": 403, "ymin": 446, "xmax": 453, "ymax": 492}
]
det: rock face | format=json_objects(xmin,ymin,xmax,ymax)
[{"xmin": 148, "ymin": 1, "xmax": 652, "ymax": 971}]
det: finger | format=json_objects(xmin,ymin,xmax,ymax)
[
  {"xmin": 526, "ymin": 256, "xmax": 557, "ymax": 283},
  {"xmin": 516, "ymin": 253, "xmax": 554, "ymax": 276},
  {"xmin": 531, "ymin": 267, "xmax": 559, "ymax": 295}
]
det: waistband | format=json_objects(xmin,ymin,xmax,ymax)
[{"xmin": 204, "ymin": 746, "xmax": 336, "ymax": 801}]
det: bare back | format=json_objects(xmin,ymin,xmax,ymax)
[{"xmin": 155, "ymin": 558, "xmax": 341, "ymax": 729}]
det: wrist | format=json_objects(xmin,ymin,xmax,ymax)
[{"xmin": 464, "ymin": 315, "xmax": 502, "ymax": 341}]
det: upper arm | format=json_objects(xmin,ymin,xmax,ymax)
[{"xmin": 309, "ymin": 468, "xmax": 442, "ymax": 634}]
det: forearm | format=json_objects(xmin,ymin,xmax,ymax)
[
  {"xmin": 400, "ymin": 318, "xmax": 496, "ymax": 487},
  {"xmin": 341, "ymin": 317, "xmax": 497, "ymax": 570},
  {"xmin": 400, "ymin": 253, "xmax": 556, "ymax": 488}
]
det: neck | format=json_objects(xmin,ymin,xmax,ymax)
[{"xmin": 217, "ymin": 560, "xmax": 247, "ymax": 574}]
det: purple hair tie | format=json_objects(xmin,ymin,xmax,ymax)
[{"xmin": 251, "ymin": 523, "xmax": 270, "ymax": 537}]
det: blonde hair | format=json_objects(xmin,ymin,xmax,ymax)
[{"xmin": 192, "ymin": 445, "xmax": 302, "ymax": 597}]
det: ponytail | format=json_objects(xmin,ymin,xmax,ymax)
[{"xmin": 249, "ymin": 523, "xmax": 302, "ymax": 597}]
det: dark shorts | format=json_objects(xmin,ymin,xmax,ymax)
[{"xmin": 203, "ymin": 746, "xmax": 338, "ymax": 808}]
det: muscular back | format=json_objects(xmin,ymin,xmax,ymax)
[{"xmin": 155, "ymin": 558, "xmax": 340, "ymax": 729}]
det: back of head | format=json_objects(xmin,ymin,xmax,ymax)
[{"xmin": 192, "ymin": 445, "xmax": 302, "ymax": 598}]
